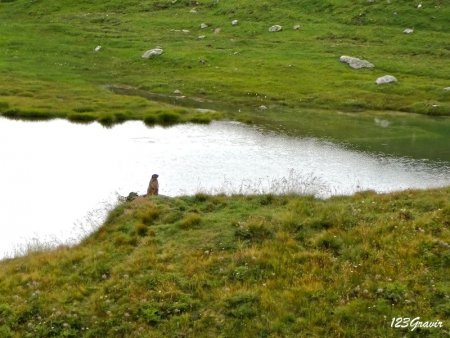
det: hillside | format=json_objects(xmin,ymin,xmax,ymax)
[
  {"xmin": 0, "ymin": 188, "xmax": 449, "ymax": 337},
  {"xmin": 0, "ymin": 0, "xmax": 449, "ymax": 159}
]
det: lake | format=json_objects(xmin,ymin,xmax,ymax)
[{"xmin": 1, "ymin": 117, "xmax": 449, "ymax": 258}]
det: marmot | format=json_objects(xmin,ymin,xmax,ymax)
[{"xmin": 147, "ymin": 174, "xmax": 159, "ymax": 196}]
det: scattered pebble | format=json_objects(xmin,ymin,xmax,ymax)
[
  {"xmin": 375, "ymin": 75, "xmax": 397, "ymax": 85},
  {"xmin": 198, "ymin": 35, "xmax": 206, "ymax": 39},
  {"xmin": 214, "ymin": 28, "xmax": 221, "ymax": 34},
  {"xmin": 94, "ymin": 45, "xmax": 102, "ymax": 52},
  {"xmin": 142, "ymin": 48, "xmax": 164, "ymax": 59},
  {"xmin": 403, "ymin": 28, "xmax": 414, "ymax": 34},
  {"xmin": 340, "ymin": 55, "xmax": 374, "ymax": 69},
  {"xmin": 232, "ymin": 19, "xmax": 238, "ymax": 26},
  {"xmin": 269, "ymin": 25, "xmax": 282, "ymax": 32},
  {"xmin": 293, "ymin": 24, "xmax": 301, "ymax": 30},
  {"xmin": 200, "ymin": 23, "xmax": 208, "ymax": 29}
]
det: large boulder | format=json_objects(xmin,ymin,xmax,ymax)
[
  {"xmin": 340, "ymin": 55, "xmax": 374, "ymax": 69},
  {"xmin": 142, "ymin": 48, "xmax": 164, "ymax": 59},
  {"xmin": 375, "ymin": 75, "xmax": 397, "ymax": 85}
]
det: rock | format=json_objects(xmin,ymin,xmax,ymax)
[
  {"xmin": 403, "ymin": 28, "xmax": 414, "ymax": 34},
  {"xmin": 173, "ymin": 89, "xmax": 182, "ymax": 95},
  {"xmin": 190, "ymin": 8, "xmax": 197, "ymax": 13},
  {"xmin": 375, "ymin": 75, "xmax": 397, "ymax": 85},
  {"xmin": 374, "ymin": 118, "xmax": 391, "ymax": 128},
  {"xmin": 126, "ymin": 192, "xmax": 139, "ymax": 202},
  {"xmin": 200, "ymin": 23, "xmax": 208, "ymax": 29},
  {"xmin": 259, "ymin": 105, "xmax": 268, "ymax": 110},
  {"xmin": 198, "ymin": 35, "xmax": 206, "ymax": 39},
  {"xmin": 182, "ymin": 29, "xmax": 190, "ymax": 33},
  {"xmin": 142, "ymin": 48, "xmax": 164, "ymax": 59},
  {"xmin": 94, "ymin": 45, "xmax": 102, "ymax": 52},
  {"xmin": 214, "ymin": 28, "xmax": 221, "ymax": 34},
  {"xmin": 340, "ymin": 55, "xmax": 374, "ymax": 69},
  {"xmin": 268, "ymin": 25, "xmax": 282, "ymax": 32},
  {"xmin": 417, "ymin": 3, "xmax": 422, "ymax": 8},
  {"xmin": 444, "ymin": 87, "xmax": 450, "ymax": 91},
  {"xmin": 293, "ymin": 24, "xmax": 301, "ymax": 30},
  {"xmin": 232, "ymin": 19, "xmax": 239, "ymax": 26}
]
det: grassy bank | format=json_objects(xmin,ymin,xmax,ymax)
[
  {"xmin": 0, "ymin": 187, "xmax": 449, "ymax": 337},
  {"xmin": 0, "ymin": 0, "xmax": 449, "ymax": 159}
]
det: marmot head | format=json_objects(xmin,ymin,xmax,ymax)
[{"xmin": 152, "ymin": 174, "xmax": 159, "ymax": 179}]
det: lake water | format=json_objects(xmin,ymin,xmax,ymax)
[{"xmin": 1, "ymin": 117, "xmax": 449, "ymax": 258}]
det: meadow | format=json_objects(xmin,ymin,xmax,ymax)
[
  {"xmin": 0, "ymin": 0, "xmax": 449, "ymax": 158},
  {"xmin": 0, "ymin": 188, "xmax": 449, "ymax": 337}
]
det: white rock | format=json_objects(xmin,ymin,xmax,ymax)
[
  {"xmin": 293, "ymin": 24, "xmax": 301, "ymax": 30},
  {"xmin": 443, "ymin": 87, "xmax": 450, "ymax": 91},
  {"xmin": 214, "ymin": 28, "xmax": 221, "ymax": 34},
  {"xmin": 142, "ymin": 48, "xmax": 164, "ymax": 59},
  {"xmin": 259, "ymin": 105, "xmax": 268, "ymax": 110},
  {"xmin": 374, "ymin": 118, "xmax": 391, "ymax": 128},
  {"xmin": 403, "ymin": 28, "xmax": 414, "ymax": 34},
  {"xmin": 200, "ymin": 23, "xmax": 208, "ymax": 29},
  {"xmin": 268, "ymin": 25, "xmax": 282, "ymax": 32},
  {"xmin": 190, "ymin": 8, "xmax": 197, "ymax": 13},
  {"xmin": 417, "ymin": 3, "xmax": 422, "ymax": 8},
  {"xmin": 182, "ymin": 29, "xmax": 190, "ymax": 33},
  {"xmin": 375, "ymin": 75, "xmax": 397, "ymax": 85},
  {"xmin": 198, "ymin": 35, "xmax": 206, "ymax": 39},
  {"xmin": 232, "ymin": 20, "xmax": 238, "ymax": 26},
  {"xmin": 173, "ymin": 89, "xmax": 182, "ymax": 95},
  {"xmin": 94, "ymin": 45, "xmax": 102, "ymax": 52},
  {"xmin": 340, "ymin": 55, "xmax": 374, "ymax": 69}
]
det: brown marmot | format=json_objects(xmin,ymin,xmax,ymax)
[{"xmin": 147, "ymin": 174, "xmax": 159, "ymax": 195}]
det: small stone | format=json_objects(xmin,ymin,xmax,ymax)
[
  {"xmin": 340, "ymin": 55, "xmax": 374, "ymax": 69},
  {"xmin": 94, "ymin": 45, "xmax": 102, "ymax": 52},
  {"xmin": 232, "ymin": 19, "xmax": 238, "ymax": 26},
  {"xmin": 182, "ymin": 29, "xmax": 190, "ymax": 33},
  {"xmin": 198, "ymin": 35, "xmax": 206, "ymax": 39},
  {"xmin": 268, "ymin": 25, "xmax": 282, "ymax": 32},
  {"xmin": 259, "ymin": 105, "xmax": 268, "ymax": 110},
  {"xmin": 403, "ymin": 28, "xmax": 414, "ymax": 34},
  {"xmin": 200, "ymin": 23, "xmax": 208, "ymax": 29},
  {"xmin": 190, "ymin": 8, "xmax": 197, "ymax": 13},
  {"xmin": 142, "ymin": 48, "xmax": 164, "ymax": 59},
  {"xmin": 375, "ymin": 75, "xmax": 397, "ymax": 85},
  {"xmin": 173, "ymin": 89, "xmax": 182, "ymax": 95},
  {"xmin": 214, "ymin": 28, "xmax": 221, "ymax": 34},
  {"xmin": 444, "ymin": 87, "xmax": 450, "ymax": 91},
  {"xmin": 293, "ymin": 24, "xmax": 301, "ymax": 30},
  {"xmin": 417, "ymin": 3, "xmax": 422, "ymax": 8}
]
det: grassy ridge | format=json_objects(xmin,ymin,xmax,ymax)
[
  {"xmin": 0, "ymin": 188, "xmax": 449, "ymax": 337},
  {"xmin": 0, "ymin": 0, "xmax": 449, "ymax": 159}
]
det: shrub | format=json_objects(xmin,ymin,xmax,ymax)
[
  {"xmin": 135, "ymin": 223, "xmax": 148, "ymax": 237},
  {"xmin": 179, "ymin": 213, "xmax": 202, "ymax": 229},
  {"xmin": 158, "ymin": 112, "xmax": 180, "ymax": 125},
  {"xmin": 143, "ymin": 115, "xmax": 157, "ymax": 126}
]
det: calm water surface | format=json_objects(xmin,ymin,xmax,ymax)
[{"xmin": 1, "ymin": 117, "xmax": 449, "ymax": 258}]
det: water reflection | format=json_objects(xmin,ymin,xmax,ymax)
[{"xmin": 0, "ymin": 117, "xmax": 449, "ymax": 258}]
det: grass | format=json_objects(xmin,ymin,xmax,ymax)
[
  {"xmin": 0, "ymin": 0, "xmax": 449, "ymax": 159},
  {"xmin": 0, "ymin": 188, "xmax": 449, "ymax": 337}
]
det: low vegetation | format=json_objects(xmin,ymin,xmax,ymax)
[{"xmin": 0, "ymin": 188, "xmax": 449, "ymax": 337}]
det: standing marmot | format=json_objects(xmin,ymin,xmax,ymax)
[{"xmin": 147, "ymin": 174, "xmax": 159, "ymax": 196}]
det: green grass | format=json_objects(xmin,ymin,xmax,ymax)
[
  {"xmin": 0, "ymin": 0, "xmax": 449, "ymax": 159},
  {"xmin": 0, "ymin": 188, "xmax": 449, "ymax": 337}
]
